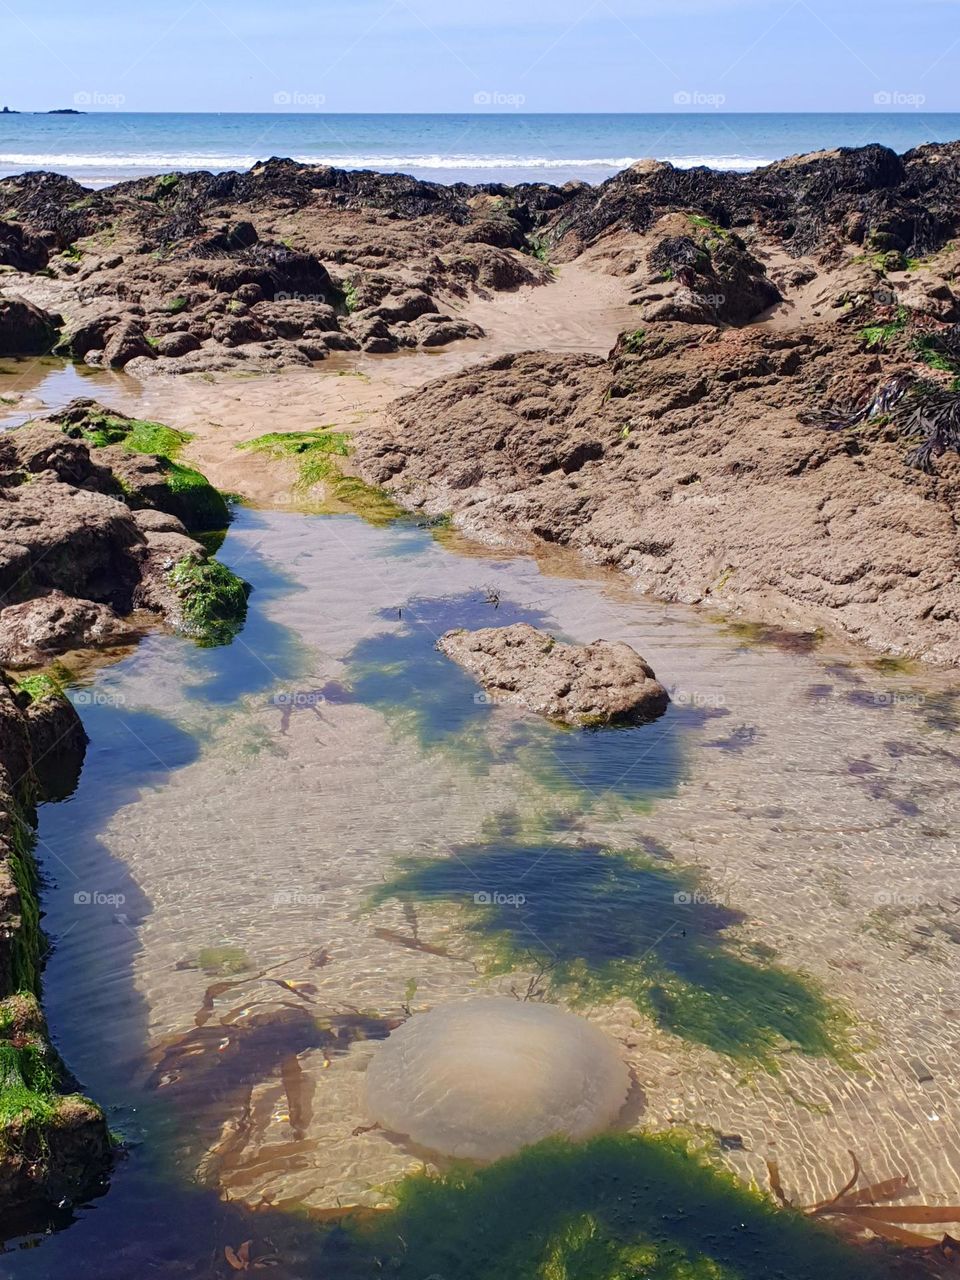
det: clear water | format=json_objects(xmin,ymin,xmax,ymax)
[
  {"xmin": 0, "ymin": 492, "xmax": 954, "ymax": 1274},
  {"xmin": 1, "ymin": 111, "xmax": 959, "ymax": 186},
  {"xmin": 1, "ymin": 348, "xmax": 959, "ymax": 1274}
]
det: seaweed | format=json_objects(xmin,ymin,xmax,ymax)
[
  {"xmin": 804, "ymin": 372, "xmax": 960, "ymax": 474},
  {"xmin": 167, "ymin": 556, "xmax": 250, "ymax": 647},
  {"xmin": 346, "ymin": 1132, "xmax": 887, "ymax": 1280},
  {"xmin": 237, "ymin": 429, "xmax": 411, "ymax": 524},
  {"xmin": 369, "ymin": 841, "xmax": 854, "ymax": 1067},
  {"xmin": 895, "ymin": 383, "xmax": 960, "ymax": 474},
  {"xmin": 56, "ymin": 403, "xmax": 230, "ymax": 529},
  {"xmin": 768, "ymin": 1151, "xmax": 960, "ymax": 1257}
]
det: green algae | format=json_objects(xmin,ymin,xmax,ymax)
[
  {"xmin": 63, "ymin": 409, "xmax": 191, "ymax": 457},
  {"xmin": 369, "ymin": 841, "xmax": 856, "ymax": 1068},
  {"xmin": 348, "ymin": 1133, "xmax": 884, "ymax": 1280},
  {"xmin": 58, "ymin": 408, "xmax": 229, "ymax": 531},
  {"xmin": 168, "ymin": 556, "xmax": 250, "ymax": 647},
  {"xmin": 0, "ymin": 1036, "xmax": 58, "ymax": 1132},
  {"xmin": 238, "ymin": 428, "xmax": 422, "ymax": 525},
  {"xmin": 196, "ymin": 946, "xmax": 251, "ymax": 976},
  {"xmin": 238, "ymin": 428, "xmax": 349, "ymax": 487},
  {"xmin": 162, "ymin": 459, "xmax": 230, "ymax": 530},
  {"xmin": 6, "ymin": 809, "xmax": 43, "ymax": 997},
  {"xmin": 13, "ymin": 672, "xmax": 63, "ymax": 705}
]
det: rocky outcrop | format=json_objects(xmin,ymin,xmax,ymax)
[
  {"xmin": 438, "ymin": 624, "xmax": 670, "ymax": 726},
  {"xmin": 0, "ymin": 678, "xmax": 112, "ymax": 1214},
  {"xmin": 0, "ymin": 592, "xmax": 136, "ymax": 670},
  {"xmin": 2, "ymin": 143, "xmax": 960, "ymax": 373},
  {"xmin": 0, "ymin": 294, "xmax": 61, "ymax": 355},
  {"xmin": 359, "ymin": 321, "xmax": 960, "ymax": 667},
  {"xmin": 0, "ymin": 401, "xmax": 247, "ymax": 664},
  {"xmin": 0, "ymin": 162, "xmax": 556, "ymax": 373}
]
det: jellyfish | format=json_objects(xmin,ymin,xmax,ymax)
[{"xmin": 364, "ymin": 998, "xmax": 630, "ymax": 1160}]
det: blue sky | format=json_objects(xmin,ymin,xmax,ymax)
[{"xmin": 0, "ymin": 0, "xmax": 957, "ymax": 112}]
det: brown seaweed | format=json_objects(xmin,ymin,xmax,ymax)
[{"xmin": 767, "ymin": 1151, "xmax": 960, "ymax": 1258}]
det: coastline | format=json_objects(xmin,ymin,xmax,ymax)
[{"xmin": 0, "ymin": 141, "xmax": 959, "ymax": 1266}]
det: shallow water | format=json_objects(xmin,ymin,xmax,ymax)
[{"xmin": 1, "ymin": 366, "xmax": 960, "ymax": 1275}]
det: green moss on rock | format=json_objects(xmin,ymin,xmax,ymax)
[
  {"xmin": 60, "ymin": 407, "xmax": 229, "ymax": 531},
  {"xmin": 168, "ymin": 557, "xmax": 249, "ymax": 647}
]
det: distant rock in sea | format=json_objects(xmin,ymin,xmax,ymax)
[{"xmin": 47, "ymin": 107, "xmax": 85, "ymax": 114}]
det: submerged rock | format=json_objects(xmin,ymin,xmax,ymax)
[
  {"xmin": 364, "ymin": 998, "xmax": 630, "ymax": 1160},
  {"xmin": 438, "ymin": 623, "xmax": 669, "ymax": 726}
]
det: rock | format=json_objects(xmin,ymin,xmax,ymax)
[
  {"xmin": 359, "ymin": 323, "xmax": 960, "ymax": 666},
  {"xmin": 371, "ymin": 290, "xmax": 438, "ymax": 324},
  {"xmin": 0, "ymin": 294, "xmax": 61, "ymax": 355},
  {"xmin": 0, "ymin": 220, "xmax": 49, "ymax": 272},
  {"xmin": 103, "ymin": 319, "xmax": 156, "ymax": 367},
  {"xmin": 153, "ymin": 330, "xmax": 201, "ymax": 357},
  {"xmin": 211, "ymin": 314, "xmax": 265, "ymax": 347},
  {"xmin": 0, "ymin": 591, "xmax": 135, "ymax": 668},
  {"xmin": 438, "ymin": 623, "xmax": 670, "ymax": 726},
  {"xmin": 0, "ymin": 682, "xmax": 112, "ymax": 1214},
  {"xmin": 0, "ymin": 477, "xmax": 144, "ymax": 608},
  {"xmin": 57, "ymin": 314, "xmax": 117, "ymax": 360}
]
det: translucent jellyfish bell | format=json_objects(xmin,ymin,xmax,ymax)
[{"xmin": 364, "ymin": 998, "xmax": 630, "ymax": 1159}]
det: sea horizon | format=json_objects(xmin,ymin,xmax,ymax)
[{"xmin": 3, "ymin": 109, "xmax": 958, "ymax": 187}]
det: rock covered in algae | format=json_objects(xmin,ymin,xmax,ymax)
[
  {"xmin": 364, "ymin": 998, "xmax": 630, "ymax": 1160},
  {"xmin": 437, "ymin": 623, "xmax": 669, "ymax": 727}
]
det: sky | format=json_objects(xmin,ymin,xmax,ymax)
[{"xmin": 0, "ymin": 0, "xmax": 957, "ymax": 114}]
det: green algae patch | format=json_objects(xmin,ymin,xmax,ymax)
[
  {"xmin": 319, "ymin": 473, "xmax": 410, "ymax": 526},
  {"xmin": 196, "ymin": 946, "xmax": 251, "ymax": 976},
  {"xmin": 13, "ymin": 671, "xmax": 63, "ymax": 706},
  {"xmin": 58, "ymin": 406, "xmax": 229, "ymax": 531},
  {"xmin": 5, "ymin": 809, "xmax": 43, "ymax": 997},
  {"xmin": 63, "ymin": 408, "xmax": 191, "ymax": 458},
  {"xmin": 161, "ymin": 458, "xmax": 230, "ymax": 530},
  {"xmin": 0, "ymin": 1014, "xmax": 58, "ymax": 1134},
  {"xmin": 168, "ymin": 557, "xmax": 250, "ymax": 647},
  {"xmin": 237, "ymin": 429, "xmax": 412, "ymax": 526},
  {"xmin": 350, "ymin": 1133, "xmax": 884, "ymax": 1280},
  {"xmin": 238, "ymin": 428, "xmax": 350, "ymax": 489},
  {"xmin": 369, "ymin": 841, "xmax": 856, "ymax": 1069}
]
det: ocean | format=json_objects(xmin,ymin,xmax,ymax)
[{"xmin": 1, "ymin": 111, "xmax": 959, "ymax": 187}]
